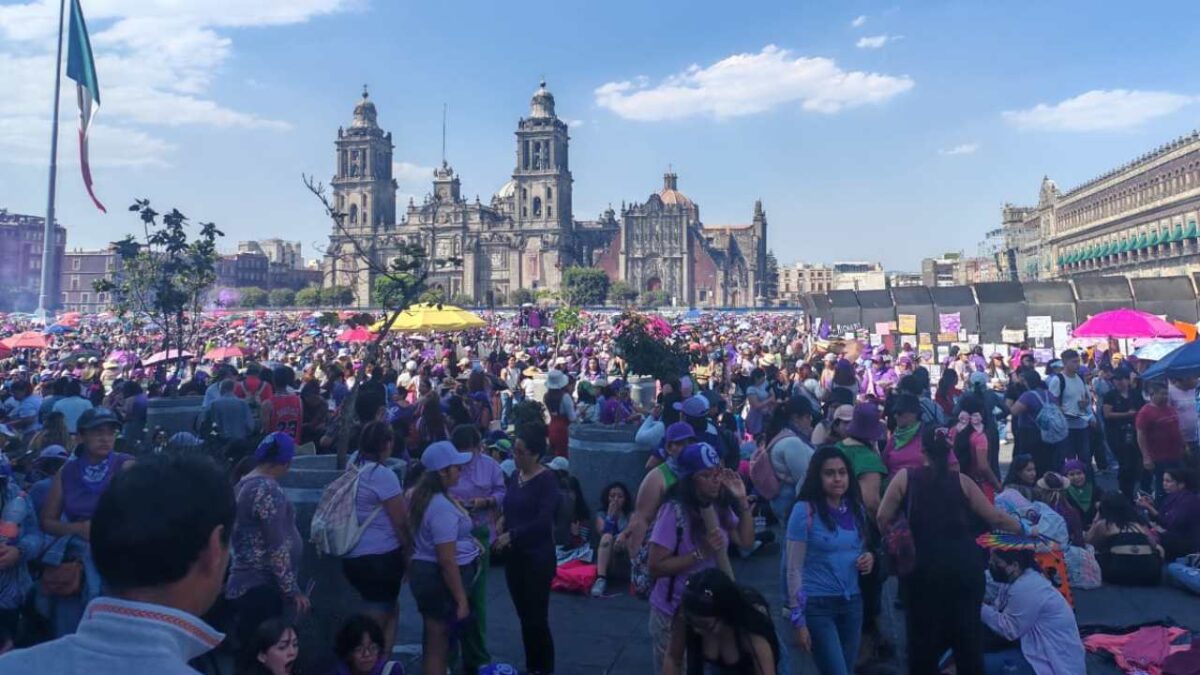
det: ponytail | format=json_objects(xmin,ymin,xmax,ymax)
[{"xmin": 922, "ymin": 426, "xmax": 952, "ymax": 477}]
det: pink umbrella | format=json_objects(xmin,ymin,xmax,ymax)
[
  {"xmin": 1072, "ymin": 308, "xmax": 1185, "ymax": 339},
  {"xmin": 336, "ymin": 326, "xmax": 373, "ymax": 343},
  {"xmin": 204, "ymin": 346, "xmax": 245, "ymax": 361},
  {"xmin": 5, "ymin": 331, "xmax": 47, "ymax": 350},
  {"xmin": 143, "ymin": 349, "xmax": 195, "ymax": 366}
]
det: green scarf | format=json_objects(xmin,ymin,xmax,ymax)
[
  {"xmin": 1067, "ymin": 481, "xmax": 1094, "ymax": 514},
  {"xmin": 892, "ymin": 423, "xmax": 920, "ymax": 449}
]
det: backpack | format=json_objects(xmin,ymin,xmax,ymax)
[
  {"xmin": 1035, "ymin": 390, "xmax": 1069, "ymax": 445},
  {"xmin": 310, "ymin": 462, "xmax": 383, "ymax": 557},
  {"xmin": 919, "ymin": 397, "xmax": 947, "ymax": 428},
  {"xmin": 749, "ymin": 431, "xmax": 791, "ymax": 501},
  {"xmin": 246, "ymin": 380, "xmax": 267, "ymax": 431},
  {"xmin": 631, "ymin": 471, "xmax": 681, "ymax": 599}
]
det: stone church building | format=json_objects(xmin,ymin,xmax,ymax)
[{"xmin": 322, "ymin": 83, "xmax": 769, "ymax": 308}]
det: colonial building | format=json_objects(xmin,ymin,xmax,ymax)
[
  {"xmin": 322, "ymin": 83, "xmax": 768, "ymax": 308},
  {"xmin": 0, "ymin": 209, "xmax": 66, "ymax": 312},
  {"xmin": 1004, "ymin": 131, "xmax": 1200, "ymax": 281},
  {"xmin": 61, "ymin": 248, "xmax": 118, "ymax": 313},
  {"xmin": 831, "ymin": 261, "xmax": 886, "ymax": 291}
]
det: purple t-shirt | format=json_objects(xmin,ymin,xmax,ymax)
[
  {"xmin": 412, "ymin": 494, "xmax": 480, "ymax": 566},
  {"xmin": 648, "ymin": 501, "xmax": 738, "ymax": 617},
  {"xmin": 347, "ymin": 462, "xmax": 403, "ymax": 558},
  {"xmin": 1017, "ymin": 389, "xmax": 1046, "ymax": 429}
]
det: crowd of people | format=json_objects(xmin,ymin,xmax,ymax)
[{"xmin": 0, "ymin": 307, "xmax": 1194, "ymax": 674}]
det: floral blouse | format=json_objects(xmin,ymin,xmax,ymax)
[{"xmin": 225, "ymin": 474, "xmax": 303, "ymax": 600}]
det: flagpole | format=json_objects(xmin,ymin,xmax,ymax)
[{"xmin": 36, "ymin": 0, "xmax": 67, "ymax": 322}]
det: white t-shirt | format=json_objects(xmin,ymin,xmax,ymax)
[{"xmin": 1051, "ymin": 373, "xmax": 1089, "ymax": 429}]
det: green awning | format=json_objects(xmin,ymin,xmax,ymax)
[
  {"xmin": 1068, "ymin": 251, "xmax": 1078, "ymax": 263},
  {"xmin": 1149, "ymin": 230, "xmax": 1160, "ymax": 246},
  {"xmin": 1173, "ymin": 224, "xmax": 1184, "ymax": 242},
  {"xmin": 1189, "ymin": 221, "xmax": 1199, "ymax": 238},
  {"xmin": 1118, "ymin": 238, "xmax": 1129, "ymax": 253},
  {"xmin": 1138, "ymin": 232, "xmax": 1149, "ymax": 248},
  {"xmin": 1102, "ymin": 242, "xmax": 1113, "ymax": 256}
]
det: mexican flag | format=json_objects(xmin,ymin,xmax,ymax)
[{"xmin": 66, "ymin": 0, "xmax": 105, "ymax": 212}]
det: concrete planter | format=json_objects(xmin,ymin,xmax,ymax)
[
  {"xmin": 567, "ymin": 424, "xmax": 653, "ymax": 513},
  {"xmin": 145, "ymin": 396, "xmax": 203, "ymax": 438}
]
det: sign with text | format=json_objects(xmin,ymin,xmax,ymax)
[{"xmin": 1026, "ymin": 316, "xmax": 1053, "ymax": 339}]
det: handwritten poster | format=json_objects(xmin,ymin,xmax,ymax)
[
  {"xmin": 1027, "ymin": 316, "xmax": 1053, "ymax": 339},
  {"xmin": 939, "ymin": 312, "xmax": 962, "ymax": 334},
  {"xmin": 874, "ymin": 322, "xmax": 892, "ymax": 336},
  {"xmin": 898, "ymin": 314, "xmax": 917, "ymax": 334},
  {"xmin": 1001, "ymin": 328, "xmax": 1025, "ymax": 344}
]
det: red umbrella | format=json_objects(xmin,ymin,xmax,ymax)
[
  {"xmin": 5, "ymin": 331, "xmax": 47, "ymax": 350},
  {"xmin": 336, "ymin": 327, "xmax": 372, "ymax": 343},
  {"xmin": 203, "ymin": 346, "xmax": 245, "ymax": 361},
  {"xmin": 143, "ymin": 349, "xmax": 195, "ymax": 366}
]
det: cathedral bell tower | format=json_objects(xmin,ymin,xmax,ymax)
[
  {"xmin": 332, "ymin": 87, "xmax": 397, "ymax": 234},
  {"xmin": 512, "ymin": 80, "xmax": 572, "ymax": 232}
]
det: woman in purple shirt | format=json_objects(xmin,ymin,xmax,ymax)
[
  {"xmin": 406, "ymin": 441, "xmax": 479, "ymax": 675},
  {"xmin": 342, "ymin": 421, "xmax": 410, "ymax": 658},
  {"xmin": 447, "ymin": 424, "xmax": 506, "ymax": 673},
  {"xmin": 495, "ymin": 422, "xmax": 561, "ymax": 675}
]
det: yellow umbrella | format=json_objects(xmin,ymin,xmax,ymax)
[{"xmin": 372, "ymin": 304, "xmax": 485, "ymax": 333}]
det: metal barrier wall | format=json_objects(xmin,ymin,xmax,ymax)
[{"xmin": 1131, "ymin": 276, "xmax": 1198, "ymax": 322}]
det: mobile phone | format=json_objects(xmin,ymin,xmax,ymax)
[{"xmin": 305, "ymin": 579, "xmax": 316, "ymax": 596}]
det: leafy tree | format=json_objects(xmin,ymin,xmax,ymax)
[
  {"xmin": 373, "ymin": 275, "xmax": 407, "ymax": 308},
  {"xmin": 94, "ymin": 199, "xmax": 222, "ymax": 360},
  {"xmin": 509, "ymin": 288, "xmax": 535, "ymax": 306},
  {"xmin": 295, "ymin": 286, "xmax": 322, "ymax": 307},
  {"xmin": 268, "ymin": 288, "xmax": 295, "ymax": 307},
  {"xmin": 419, "ymin": 287, "xmax": 446, "ymax": 304},
  {"xmin": 639, "ymin": 289, "xmax": 672, "ymax": 308},
  {"xmin": 449, "ymin": 293, "xmax": 476, "ymax": 307},
  {"xmin": 609, "ymin": 281, "xmax": 638, "ymax": 307},
  {"xmin": 561, "ymin": 266, "xmax": 610, "ymax": 306},
  {"xmin": 320, "ymin": 285, "xmax": 356, "ymax": 307},
  {"xmin": 238, "ymin": 287, "xmax": 268, "ymax": 308}
]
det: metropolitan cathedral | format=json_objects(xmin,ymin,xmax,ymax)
[{"xmin": 322, "ymin": 83, "xmax": 769, "ymax": 308}]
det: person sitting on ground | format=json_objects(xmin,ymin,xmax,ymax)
[
  {"xmin": 665, "ymin": 568, "xmax": 779, "ymax": 675},
  {"xmin": 243, "ymin": 618, "xmax": 299, "ymax": 675},
  {"xmin": 1003, "ymin": 454, "xmax": 1039, "ymax": 501},
  {"xmin": 591, "ymin": 481, "xmax": 633, "ymax": 597},
  {"xmin": 1033, "ymin": 473, "xmax": 1085, "ymax": 547},
  {"xmin": 0, "ymin": 453, "xmax": 234, "ymax": 673},
  {"xmin": 1138, "ymin": 466, "xmax": 1200, "ymax": 560},
  {"xmin": 1085, "ymin": 493, "xmax": 1162, "ymax": 587},
  {"xmin": 1062, "ymin": 459, "xmax": 1103, "ymax": 528},
  {"xmin": 981, "ymin": 547, "xmax": 1086, "ymax": 675},
  {"xmin": 332, "ymin": 613, "xmax": 404, "ymax": 675}
]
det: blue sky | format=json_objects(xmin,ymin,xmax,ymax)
[{"xmin": 3, "ymin": 0, "xmax": 1200, "ymax": 270}]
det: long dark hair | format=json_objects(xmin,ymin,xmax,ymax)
[
  {"xmin": 241, "ymin": 617, "xmax": 296, "ymax": 675},
  {"xmin": 796, "ymin": 445, "xmax": 868, "ymax": 536},
  {"xmin": 407, "ymin": 467, "xmax": 449, "ymax": 539},
  {"xmin": 681, "ymin": 568, "xmax": 780, "ymax": 675},
  {"xmin": 1097, "ymin": 493, "xmax": 1146, "ymax": 530},
  {"xmin": 935, "ymin": 369, "xmax": 958, "ymax": 402},
  {"xmin": 1004, "ymin": 454, "xmax": 1036, "ymax": 487},
  {"xmin": 357, "ymin": 420, "xmax": 393, "ymax": 463},
  {"xmin": 921, "ymin": 425, "xmax": 953, "ymax": 478},
  {"xmin": 664, "ymin": 467, "xmax": 735, "ymax": 538},
  {"xmin": 599, "ymin": 481, "xmax": 633, "ymax": 517},
  {"xmin": 953, "ymin": 397, "xmax": 982, "ymax": 475}
]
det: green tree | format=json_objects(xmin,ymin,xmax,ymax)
[
  {"xmin": 561, "ymin": 266, "xmax": 610, "ymax": 306},
  {"xmin": 449, "ymin": 293, "xmax": 476, "ymax": 307},
  {"xmin": 639, "ymin": 289, "xmax": 672, "ymax": 308},
  {"xmin": 295, "ymin": 286, "xmax": 322, "ymax": 307},
  {"xmin": 238, "ymin": 287, "xmax": 268, "ymax": 308},
  {"xmin": 321, "ymin": 285, "xmax": 356, "ymax": 307},
  {"xmin": 609, "ymin": 280, "xmax": 638, "ymax": 306},
  {"xmin": 509, "ymin": 288, "xmax": 535, "ymax": 306},
  {"xmin": 94, "ymin": 199, "xmax": 222, "ymax": 358},
  {"xmin": 268, "ymin": 288, "xmax": 295, "ymax": 307},
  {"xmin": 419, "ymin": 287, "xmax": 446, "ymax": 304},
  {"xmin": 373, "ymin": 275, "xmax": 407, "ymax": 308}
]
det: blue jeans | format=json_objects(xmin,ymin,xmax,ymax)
[
  {"xmin": 984, "ymin": 647, "xmax": 1036, "ymax": 675},
  {"xmin": 500, "ymin": 391, "xmax": 513, "ymax": 428},
  {"xmin": 1057, "ymin": 426, "xmax": 1092, "ymax": 471},
  {"xmin": 805, "ymin": 594, "xmax": 863, "ymax": 675}
]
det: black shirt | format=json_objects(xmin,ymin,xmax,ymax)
[{"xmin": 1102, "ymin": 388, "xmax": 1145, "ymax": 432}]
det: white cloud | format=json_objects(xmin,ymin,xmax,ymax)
[
  {"xmin": 594, "ymin": 45, "xmax": 914, "ymax": 121},
  {"xmin": 393, "ymin": 161, "xmax": 435, "ymax": 205},
  {"xmin": 564, "ymin": 118, "xmax": 585, "ymax": 128},
  {"xmin": 938, "ymin": 143, "xmax": 978, "ymax": 156},
  {"xmin": 856, "ymin": 34, "xmax": 901, "ymax": 49},
  {"xmin": 1003, "ymin": 89, "xmax": 1197, "ymax": 132},
  {"xmin": 851, "ymin": 15, "xmax": 867, "ymax": 28},
  {"xmin": 0, "ymin": 0, "xmax": 350, "ymax": 166}
]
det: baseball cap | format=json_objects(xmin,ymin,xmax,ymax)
[
  {"xmin": 421, "ymin": 440, "xmax": 473, "ymax": 472},
  {"xmin": 673, "ymin": 394, "xmax": 710, "ymax": 418},
  {"xmin": 547, "ymin": 456, "xmax": 570, "ymax": 472},
  {"xmin": 676, "ymin": 442, "xmax": 722, "ymax": 477},
  {"xmin": 665, "ymin": 421, "xmax": 697, "ymax": 444},
  {"xmin": 77, "ymin": 407, "xmax": 120, "ymax": 431},
  {"xmin": 254, "ymin": 431, "xmax": 296, "ymax": 464},
  {"xmin": 832, "ymin": 404, "xmax": 855, "ymax": 423},
  {"xmin": 36, "ymin": 445, "xmax": 70, "ymax": 462}
]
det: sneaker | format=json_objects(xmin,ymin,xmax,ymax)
[{"xmin": 590, "ymin": 577, "xmax": 607, "ymax": 597}]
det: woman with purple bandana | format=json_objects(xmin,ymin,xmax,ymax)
[
  {"xmin": 447, "ymin": 424, "xmax": 506, "ymax": 673},
  {"xmin": 226, "ymin": 432, "xmax": 308, "ymax": 650}
]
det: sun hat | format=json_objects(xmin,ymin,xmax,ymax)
[
  {"xmin": 545, "ymin": 369, "xmax": 569, "ymax": 390},
  {"xmin": 676, "ymin": 442, "xmax": 722, "ymax": 477},
  {"xmin": 522, "ymin": 366, "xmax": 543, "ymax": 377},
  {"xmin": 421, "ymin": 440, "xmax": 473, "ymax": 472},
  {"xmin": 665, "ymin": 421, "xmax": 697, "ymax": 444},
  {"xmin": 844, "ymin": 403, "xmax": 886, "ymax": 442},
  {"xmin": 673, "ymin": 394, "xmax": 710, "ymax": 418},
  {"xmin": 77, "ymin": 407, "xmax": 120, "ymax": 431},
  {"xmin": 546, "ymin": 456, "xmax": 570, "ymax": 473},
  {"xmin": 831, "ymin": 404, "xmax": 855, "ymax": 423}
]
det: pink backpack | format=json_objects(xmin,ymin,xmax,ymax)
[{"xmin": 749, "ymin": 430, "xmax": 792, "ymax": 501}]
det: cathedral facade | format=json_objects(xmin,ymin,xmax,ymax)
[{"xmin": 322, "ymin": 83, "xmax": 769, "ymax": 308}]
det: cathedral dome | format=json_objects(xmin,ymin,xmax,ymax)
[
  {"xmin": 658, "ymin": 172, "xmax": 693, "ymax": 208},
  {"xmin": 352, "ymin": 87, "xmax": 378, "ymax": 128},
  {"xmin": 530, "ymin": 80, "xmax": 556, "ymax": 119},
  {"xmin": 494, "ymin": 179, "xmax": 517, "ymax": 200}
]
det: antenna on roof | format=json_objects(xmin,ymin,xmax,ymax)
[{"xmin": 441, "ymin": 103, "xmax": 447, "ymax": 167}]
